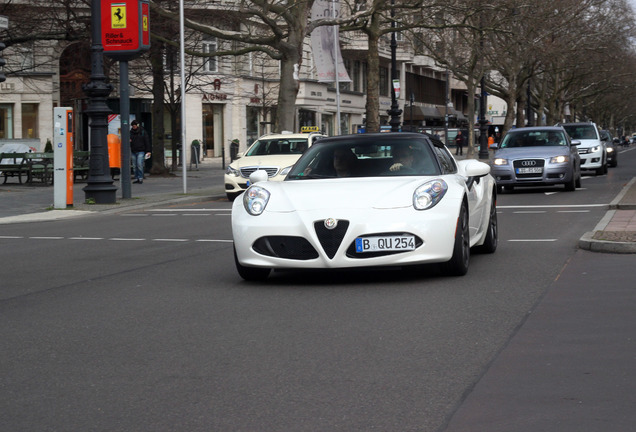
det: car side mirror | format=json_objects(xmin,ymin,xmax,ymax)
[
  {"xmin": 249, "ymin": 170, "xmax": 269, "ymax": 184},
  {"xmin": 571, "ymin": 140, "xmax": 581, "ymax": 146}
]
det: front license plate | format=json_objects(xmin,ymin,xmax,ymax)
[
  {"xmin": 355, "ymin": 235, "xmax": 415, "ymax": 253},
  {"xmin": 516, "ymin": 167, "xmax": 543, "ymax": 174}
]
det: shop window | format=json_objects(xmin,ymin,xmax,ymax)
[
  {"xmin": 0, "ymin": 104, "xmax": 14, "ymax": 139},
  {"xmin": 22, "ymin": 104, "xmax": 39, "ymax": 138}
]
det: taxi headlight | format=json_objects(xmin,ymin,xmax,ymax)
[
  {"xmin": 414, "ymin": 179, "xmax": 448, "ymax": 210},
  {"xmin": 550, "ymin": 155, "xmax": 569, "ymax": 164},
  {"xmin": 243, "ymin": 185, "xmax": 270, "ymax": 216},
  {"xmin": 226, "ymin": 165, "xmax": 240, "ymax": 176}
]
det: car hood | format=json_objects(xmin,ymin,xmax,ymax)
[
  {"xmin": 256, "ymin": 176, "xmax": 463, "ymax": 212},
  {"xmin": 494, "ymin": 146, "xmax": 570, "ymax": 159},
  {"xmin": 231, "ymin": 154, "xmax": 301, "ymax": 169},
  {"xmin": 573, "ymin": 139, "xmax": 601, "ymax": 149}
]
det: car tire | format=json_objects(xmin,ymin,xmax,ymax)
[
  {"xmin": 564, "ymin": 171, "xmax": 576, "ymax": 191},
  {"xmin": 234, "ymin": 246, "xmax": 271, "ymax": 281},
  {"xmin": 440, "ymin": 203, "xmax": 470, "ymax": 276},
  {"xmin": 575, "ymin": 169, "xmax": 582, "ymax": 188},
  {"xmin": 475, "ymin": 194, "xmax": 498, "ymax": 254}
]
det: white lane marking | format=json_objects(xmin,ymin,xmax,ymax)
[
  {"xmin": 508, "ymin": 239, "xmax": 557, "ymax": 242},
  {"xmin": 110, "ymin": 238, "xmax": 146, "ymax": 241},
  {"xmin": 121, "ymin": 214, "xmax": 149, "ymax": 217},
  {"xmin": 196, "ymin": 239, "xmax": 234, "ymax": 243},
  {"xmin": 498, "ymin": 204, "xmax": 608, "ymax": 209},
  {"xmin": 0, "ymin": 235, "xmax": 23, "ymax": 239},
  {"xmin": 557, "ymin": 210, "xmax": 590, "ymax": 213},
  {"xmin": 183, "ymin": 214, "xmax": 212, "ymax": 216},
  {"xmin": 151, "ymin": 214, "xmax": 178, "ymax": 217},
  {"xmin": 152, "ymin": 238, "xmax": 189, "ymax": 242},
  {"xmin": 69, "ymin": 237, "xmax": 104, "ymax": 240},
  {"xmin": 514, "ymin": 211, "xmax": 546, "ymax": 214},
  {"xmin": 29, "ymin": 236, "xmax": 64, "ymax": 240},
  {"xmin": 146, "ymin": 209, "xmax": 230, "ymax": 212}
]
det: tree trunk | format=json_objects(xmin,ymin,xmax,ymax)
[{"xmin": 364, "ymin": 17, "xmax": 381, "ymax": 133}]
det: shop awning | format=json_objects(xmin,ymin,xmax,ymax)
[{"xmin": 404, "ymin": 105, "xmax": 444, "ymax": 121}]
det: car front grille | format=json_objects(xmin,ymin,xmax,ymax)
[
  {"xmin": 513, "ymin": 159, "xmax": 545, "ymax": 178},
  {"xmin": 240, "ymin": 166, "xmax": 279, "ymax": 178},
  {"xmin": 577, "ymin": 148, "xmax": 591, "ymax": 154},
  {"xmin": 252, "ymin": 236, "xmax": 319, "ymax": 260},
  {"xmin": 314, "ymin": 220, "xmax": 350, "ymax": 259}
]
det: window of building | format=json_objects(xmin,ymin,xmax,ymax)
[
  {"xmin": 22, "ymin": 103, "xmax": 39, "ymax": 138},
  {"xmin": 19, "ymin": 47, "xmax": 35, "ymax": 71},
  {"xmin": 379, "ymin": 67, "xmax": 389, "ymax": 97},
  {"xmin": 0, "ymin": 104, "xmax": 14, "ymax": 139},
  {"xmin": 353, "ymin": 61, "xmax": 361, "ymax": 92},
  {"xmin": 339, "ymin": 59, "xmax": 351, "ymax": 91},
  {"xmin": 203, "ymin": 38, "xmax": 218, "ymax": 73}
]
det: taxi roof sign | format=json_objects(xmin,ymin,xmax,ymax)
[{"xmin": 301, "ymin": 126, "xmax": 320, "ymax": 133}]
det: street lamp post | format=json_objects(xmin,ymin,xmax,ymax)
[
  {"xmin": 83, "ymin": 0, "xmax": 117, "ymax": 204},
  {"xmin": 387, "ymin": 0, "xmax": 402, "ymax": 132},
  {"xmin": 478, "ymin": 75, "xmax": 489, "ymax": 160}
]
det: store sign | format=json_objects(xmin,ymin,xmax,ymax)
[{"xmin": 101, "ymin": 0, "xmax": 150, "ymax": 60}]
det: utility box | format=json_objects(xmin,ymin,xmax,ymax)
[{"xmin": 53, "ymin": 107, "xmax": 73, "ymax": 209}]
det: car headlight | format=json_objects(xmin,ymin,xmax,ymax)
[
  {"xmin": 550, "ymin": 155, "xmax": 569, "ymax": 164},
  {"xmin": 279, "ymin": 165, "xmax": 292, "ymax": 176},
  {"xmin": 590, "ymin": 145, "xmax": 601, "ymax": 153},
  {"xmin": 226, "ymin": 165, "xmax": 240, "ymax": 176},
  {"xmin": 413, "ymin": 179, "xmax": 448, "ymax": 210},
  {"xmin": 243, "ymin": 185, "xmax": 270, "ymax": 216},
  {"xmin": 492, "ymin": 158, "xmax": 508, "ymax": 165},
  {"xmin": 607, "ymin": 146, "xmax": 614, "ymax": 153}
]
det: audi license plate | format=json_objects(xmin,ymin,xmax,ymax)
[
  {"xmin": 355, "ymin": 235, "xmax": 415, "ymax": 253},
  {"xmin": 516, "ymin": 167, "xmax": 542, "ymax": 174}
]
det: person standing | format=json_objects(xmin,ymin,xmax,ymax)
[
  {"xmin": 130, "ymin": 120, "xmax": 151, "ymax": 184},
  {"xmin": 455, "ymin": 130, "xmax": 465, "ymax": 156}
]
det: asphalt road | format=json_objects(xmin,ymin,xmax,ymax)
[{"xmin": 1, "ymin": 149, "xmax": 635, "ymax": 431}]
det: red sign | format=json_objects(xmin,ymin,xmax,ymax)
[{"xmin": 101, "ymin": 0, "xmax": 150, "ymax": 60}]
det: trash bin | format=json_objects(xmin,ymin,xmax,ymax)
[
  {"xmin": 191, "ymin": 140, "xmax": 201, "ymax": 164},
  {"xmin": 107, "ymin": 134, "xmax": 121, "ymax": 179},
  {"xmin": 230, "ymin": 139, "xmax": 239, "ymax": 161}
]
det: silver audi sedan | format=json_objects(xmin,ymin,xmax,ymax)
[{"xmin": 490, "ymin": 126, "xmax": 582, "ymax": 193}]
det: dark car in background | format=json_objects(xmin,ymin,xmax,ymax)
[
  {"xmin": 490, "ymin": 126, "xmax": 581, "ymax": 193},
  {"xmin": 600, "ymin": 130, "xmax": 618, "ymax": 167}
]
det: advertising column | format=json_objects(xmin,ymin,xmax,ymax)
[{"xmin": 53, "ymin": 107, "xmax": 73, "ymax": 209}]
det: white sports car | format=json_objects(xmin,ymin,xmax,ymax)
[{"xmin": 232, "ymin": 133, "xmax": 498, "ymax": 280}]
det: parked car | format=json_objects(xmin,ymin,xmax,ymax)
[
  {"xmin": 559, "ymin": 122, "xmax": 607, "ymax": 175},
  {"xmin": 231, "ymin": 132, "xmax": 498, "ymax": 281},
  {"xmin": 490, "ymin": 126, "xmax": 581, "ymax": 192},
  {"xmin": 600, "ymin": 130, "xmax": 618, "ymax": 167},
  {"xmin": 224, "ymin": 131, "xmax": 325, "ymax": 201}
]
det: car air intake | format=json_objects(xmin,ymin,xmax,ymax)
[
  {"xmin": 314, "ymin": 220, "xmax": 350, "ymax": 259},
  {"xmin": 252, "ymin": 236, "xmax": 319, "ymax": 260}
]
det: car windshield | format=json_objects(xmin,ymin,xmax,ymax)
[
  {"xmin": 286, "ymin": 137, "xmax": 441, "ymax": 179},
  {"xmin": 500, "ymin": 130, "xmax": 568, "ymax": 148},
  {"xmin": 245, "ymin": 138, "xmax": 308, "ymax": 156},
  {"xmin": 562, "ymin": 125, "xmax": 597, "ymax": 140}
]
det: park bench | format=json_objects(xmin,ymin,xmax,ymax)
[
  {"xmin": 73, "ymin": 150, "xmax": 90, "ymax": 181},
  {"xmin": 23, "ymin": 152, "xmax": 54, "ymax": 185},
  {"xmin": 0, "ymin": 152, "xmax": 29, "ymax": 184}
]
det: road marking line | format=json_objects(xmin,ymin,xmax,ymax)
[
  {"xmin": 0, "ymin": 235, "xmax": 23, "ymax": 239},
  {"xmin": 196, "ymin": 239, "xmax": 233, "ymax": 242},
  {"xmin": 152, "ymin": 238, "xmax": 189, "ymax": 242},
  {"xmin": 514, "ymin": 211, "xmax": 546, "ymax": 214},
  {"xmin": 120, "ymin": 214, "xmax": 149, "ymax": 217},
  {"xmin": 29, "ymin": 236, "xmax": 64, "ymax": 240},
  {"xmin": 69, "ymin": 237, "xmax": 104, "ymax": 240},
  {"xmin": 146, "ymin": 209, "xmax": 230, "ymax": 212},
  {"xmin": 498, "ymin": 204, "xmax": 607, "ymax": 209},
  {"xmin": 557, "ymin": 210, "xmax": 590, "ymax": 213},
  {"xmin": 110, "ymin": 238, "xmax": 146, "ymax": 241},
  {"xmin": 508, "ymin": 239, "xmax": 557, "ymax": 242}
]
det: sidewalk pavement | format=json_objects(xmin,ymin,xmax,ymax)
[{"xmin": 1, "ymin": 153, "xmax": 636, "ymax": 254}]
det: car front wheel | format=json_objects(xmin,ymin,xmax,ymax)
[
  {"xmin": 234, "ymin": 246, "xmax": 271, "ymax": 281},
  {"xmin": 440, "ymin": 203, "xmax": 470, "ymax": 276}
]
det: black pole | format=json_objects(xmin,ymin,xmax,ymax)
[
  {"xmin": 83, "ymin": 0, "xmax": 117, "ymax": 203},
  {"xmin": 478, "ymin": 75, "xmax": 489, "ymax": 160},
  {"xmin": 444, "ymin": 69, "xmax": 449, "ymax": 145},
  {"xmin": 410, "ymin": 92, "xmax": 414, "ymax": 132},
  {"xmin": 120, "ymin": 60, "xmax": 131, "ymax": 199},
  {"xmin": 388, "ymin": 0, "xmax": 402, "ymax": 132}
]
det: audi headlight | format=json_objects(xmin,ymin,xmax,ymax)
[
  {"xmin": 607, "ymin": 146, "xmax": 614, "ymax": 153},
  {"xmin": 279, "ymin": 165, "xmax": 292, "ymax": 176},
  {"xmin": 226, "ymin": 165, "xmax": 240, "ymax": 176},
  {"xmin": 550, "ymin": 155, "xmax": 569, "ymax": 164},
  {"xmin": 413, "ymin": 179, "xmax": 448, "ymax": 210},
  {"xmin": 493, "ymin": 158, "xmax": 508, "ymax": 165},
  {"xmin": 243, "ymin": 185, "xmax": 270, "ymax": 216}
]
